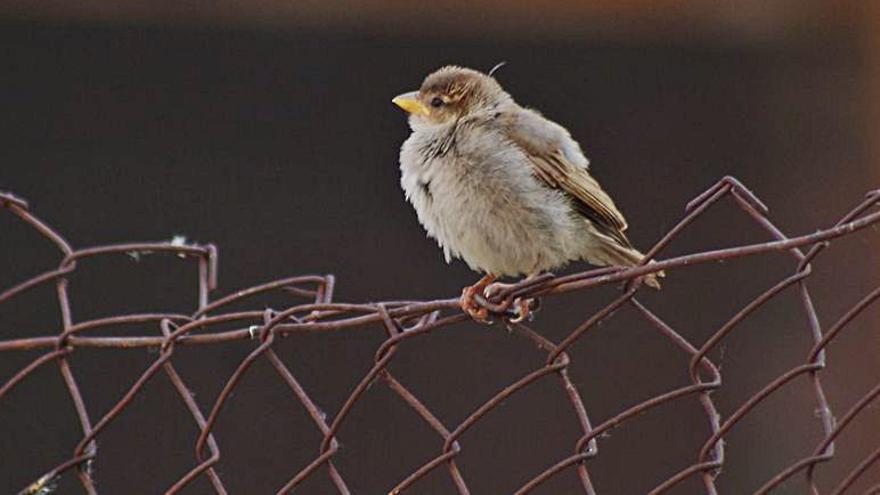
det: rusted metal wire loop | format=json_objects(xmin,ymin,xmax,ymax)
[{"xmin": 2, "ymin": 177, "xmax": 879, "ymax": 494}]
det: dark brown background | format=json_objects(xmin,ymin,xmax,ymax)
[{"xmin": 1, "ymin": 2, "xmax": 879, "ymax": 493}]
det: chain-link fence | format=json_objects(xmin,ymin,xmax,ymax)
[{"xmin": 2, "ymin": 176, "xmax": 880, "ymax": 494}]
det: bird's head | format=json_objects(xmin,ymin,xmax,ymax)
[{"xmin": 392, "ymin": 65, "xmax": 511, "ymax": 126}]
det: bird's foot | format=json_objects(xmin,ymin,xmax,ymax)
[
  {"xmin": 459, "ymin": 274, "xmax": 497, "ymax": 324},
  {"xmin": 460, "ymin": 275, "xmax": 541, "ymax": 323},
  {"xmin": 508, "ymin": 297, "xmax": 533, "ymax": 323},
  {"xmin": 483, "ymin": 281, "xmax": 516, "ymax": 299},
  {"xmin": 460, "ymin": 285, "xmax": 491, "ymax": 323},
  {"xmin": 483, "ymin": 282, "xmax": 535, "ymax": 323}
]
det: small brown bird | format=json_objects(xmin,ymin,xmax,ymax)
[{"xmin": 393, "ymin": 65, "xmax": 661, "ymax": 321}]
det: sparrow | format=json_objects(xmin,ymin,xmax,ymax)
[{"xmin": 392, "ymin": 65, "xmax": 662, "ymax": 322}]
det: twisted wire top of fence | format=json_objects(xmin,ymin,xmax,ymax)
[{"xmin": 2, "ymin": 176, "xmax": 880, "ymax": 495}]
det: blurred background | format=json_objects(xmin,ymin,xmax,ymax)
[{"xmin": 1, "ymin": 1, "xmax": 879, "ymax": 493}]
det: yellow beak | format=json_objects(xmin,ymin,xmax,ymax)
[{"xmin": 392, "ymin": 91, "xmax": 429, "ymax": 116}]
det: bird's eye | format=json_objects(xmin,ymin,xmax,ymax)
[{"xmin": 430, "ymin": 97, "xmax": 444, "ymax": 108}]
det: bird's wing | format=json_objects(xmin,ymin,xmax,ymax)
[{"xmin": 500, "ymin": 108, "xmax": 632, "ymax": 246}]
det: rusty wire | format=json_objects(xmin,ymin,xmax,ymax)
[{"xmin": 2, "ymin": 175, "xmax": 880, "ymax": 494}]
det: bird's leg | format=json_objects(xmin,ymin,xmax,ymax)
[
  {"xmin": 485, "ymin": 272, "xmax": 541, "ymax": 323},
  {"xmin": 460, "ymin": 273, "xmax": 497, "ymax": 323}
]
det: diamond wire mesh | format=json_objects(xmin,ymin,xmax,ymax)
[{"xmin": 2, "ymin": 175, "xmax": 880, "ymax": 495}]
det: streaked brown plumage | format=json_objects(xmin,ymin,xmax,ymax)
[{"xmin": 393, "ymin": 65, "xmax": 662, "ymax": 321}]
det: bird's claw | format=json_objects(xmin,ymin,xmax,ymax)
[
  {"xmin": 508, "ymin": 297, "xmax": 529, "ymax": 323},
  {"xmin": 484, "ymin": 282, "xmax": 535, "ymax": 323},
  {"xmin": 460, "ymin": 276, "xmax": 538, "ymax": 324},
  {"xmin": 483, "ymin": 281, "xmax": 515, "ymax": 299},
  {"xmin": 460, "ymin": 285, "xmax": 492, "ymax": 324}
]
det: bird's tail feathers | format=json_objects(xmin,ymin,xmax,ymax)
[{"xmin": 590, "ymin": 242, "xmax": 665, "ymax": 290}]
